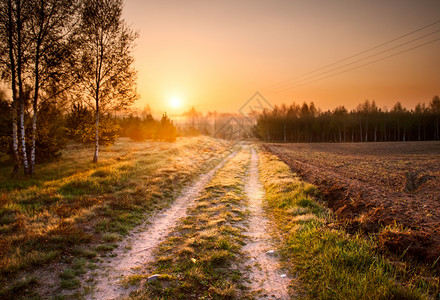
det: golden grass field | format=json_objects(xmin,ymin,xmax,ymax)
[
  {"xmin": 0, "ymin": 137, "xmax": 232, "ymax": 298},
  {"xmin": 1, "ymin": 138, "xmax": 439, "ymax": 299}
]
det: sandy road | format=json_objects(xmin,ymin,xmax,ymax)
[
  {"xmin": 84, "ymin": 150, "xmax": 239, "ymax": 300},
  {"xmin": 242, "ymin": 146, "xmax": 291, "ymax": 299}
]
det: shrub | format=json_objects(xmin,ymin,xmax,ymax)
[
  {"xmin": 65, "ymin": 103, "xmax": 119, "ymax": 146},
  {"xmin": 32, "ymin": 101, "xmax": 67, "ymax": 162},
  {"xmin": 157, "ymin": 113, "xmax": 177, "ymax": 142}
]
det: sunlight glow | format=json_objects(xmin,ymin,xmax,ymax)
[{"xmin": 169, "ymin": 96, "xmax": 183, "ymax": 109}]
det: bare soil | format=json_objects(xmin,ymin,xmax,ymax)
[
  {"xmin": 84, "ymin": 151, "xmax": 238, "ymax": 299},
  {"xmin": 265, "ymin": 141, "xmax": 440, "ymax": 264},
  {"xmin": 243, "ymin": 147, "xmax": 291, "ymax": 299}
]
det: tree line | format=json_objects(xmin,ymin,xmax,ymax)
[
  {"xmin": 0, "ymin": 0, "xmax": 137, "ymax": 175},
  {"xmin": 255, "ymin": 96, "xmax": 440, "ymax": 143}
]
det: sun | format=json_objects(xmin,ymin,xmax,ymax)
[{"xmin": 169, "ymin": 96, "xmax": 182, "ymax": 109}]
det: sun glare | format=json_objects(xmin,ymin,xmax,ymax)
[{"xmin": 169, "ymin": 97, "xmax": 182, "ymax": 109}]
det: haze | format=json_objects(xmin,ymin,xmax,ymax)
[{"xmin": 123, "ymin": 0, "xmax": 440, "ymax": 114}]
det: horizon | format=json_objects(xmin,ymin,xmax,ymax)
[{"xmin": 132, "ymin": 94, "xmax": 440, "ymax": 120}]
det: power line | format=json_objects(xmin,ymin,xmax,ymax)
[
  {"xmin": 261, "ymin": 18, "xmax": 440, "ymax": 92},
  {"xmin": 274, "ymin": 36, "xmax": 440, "ymax": 92},
  {"xmin": 268, "ymin": 28, "xmax": 440, "ymax": 92}
]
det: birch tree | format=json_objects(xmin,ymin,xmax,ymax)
[
  {"xmin": 76, "ymin": 0, "xmax": 138, "ymax": 163},
  {"xmin": 27, "ymin": 0, "xmax": 78, "ymax": 174},
  {"xmin": 1, "ymin": 0, "xmax": 78, "ymax": 174},
  {"xmin": 0, "ymin": 0, "xmax": 32, "ymax": 174},
  {"xmin": 0, "ymin": 2, "xmax": 20, "ymax": 173}
]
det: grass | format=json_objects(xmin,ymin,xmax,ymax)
[
  {"xmin": 58, "ymin": 257, "xmax": 88, "ymax": 290},
  {"xmin": 0, "ymin": 136, "xmax": 233, "ymax": 298},
  {"xmin": 0, "ymin": 275, "xmax": 38, "ymax": 299},
  {"xmin": 258, "ymin": 148, "xmax": 438, "ymax": 299},
  {"xmin": 133, "ymin": 146, "xmax": 251, "ymax": 299}
]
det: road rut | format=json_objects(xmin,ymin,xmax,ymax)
[{"xmin": 243, "ymin": 147, "xmax": 291, "ymax": 299}]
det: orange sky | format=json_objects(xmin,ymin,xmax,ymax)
[{"xmin": 123, "ymin": 0, "xmax": 440, "ymax": 115}]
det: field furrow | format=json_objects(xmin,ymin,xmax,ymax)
[{"xmin": 265, "ymin": 142, "xmax": 440, "ymax": 264}]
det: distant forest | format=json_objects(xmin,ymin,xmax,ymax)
[{"xmin": 255, "ymin": 96, "xmax": 440, "ymax": 143}]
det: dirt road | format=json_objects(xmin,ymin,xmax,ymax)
[{"xmin": 81, "ymin": 145, "xmax": 291, "ymax": 299}]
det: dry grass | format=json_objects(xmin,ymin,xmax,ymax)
[{"xmin": 0, "ymin": 136, "xmax": 232, "ymax": 298}]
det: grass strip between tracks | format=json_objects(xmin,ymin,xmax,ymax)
[
  {"xmin": 133, "ymin": 147, "xmax": 251, "ymax": 299},
  {"xmin": 258, "ymin": 148, "xmax": 437, "ymax": 299}
]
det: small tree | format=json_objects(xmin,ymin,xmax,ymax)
[
  {"xmin": 75, "ymin": 0, "xmax": 138, "ymax": 162},
  {"xmin": 66, "ymin": 103, "xmax": 119, "ymax": 146},
  {"xmin": 29, "ymin": 100, "xmax": 67, "ymax": 162},
  {"xmin": 157, "ymin": 113, "xmax": 177, "ymax": 142},
  {"xmin": 65, "ymin": 102, "xmax": 93, "ymax": 141},
  {"xmin": 120, "ymin": 113, "xmax": 159, "ymax": 142}
]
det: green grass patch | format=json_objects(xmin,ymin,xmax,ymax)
[
  {"xmin": 58, "ymin": 258, "xmax": 87, "ymax": 290},
  {"xmin": 95, "ymin": 243, "xmax": 117, "ymax": 252},
  {"xmin": 122, "ymin": 274, "xmax": 149, "ymax": 288},
  {"xmin": 102, "ymin": 232, "xmax": 121, "ymax": 243},
  {"xmin": 0, "ymin": 275, "xmax": 38, "ymax": 299},
  {"xmin": 258, "ymin": 149, "xmax": 438, "ymax": 299},
  {"xmin": 59, "ymin": 267, "xmax": 81, "ymax": 290}
]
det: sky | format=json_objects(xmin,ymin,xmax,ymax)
[{"xmin": 122, "ymin": 0, "xmax": 440, "ymax": 115}]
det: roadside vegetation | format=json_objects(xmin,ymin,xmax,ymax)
[
  {"xmin": 258, "ymin": 148, "xmax": 438, "ymax": 299},
  {"xmin": 133, "ymin": 146, "xmax": 251, "ymax": 299},
  {"xmin": 0, "ymin": 136, "xmax": 232, "ymax": 299}
]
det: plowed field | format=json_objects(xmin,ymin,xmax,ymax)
[{"xmin": 265, "ymin": 142, "xmax": 440, "ymax": 264}]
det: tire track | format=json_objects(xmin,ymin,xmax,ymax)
[{"xmin": 243, "ymin": 146, "xmax": 291, "ymax": 299}]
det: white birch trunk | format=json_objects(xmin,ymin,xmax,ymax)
[
  {"xmin": 30, "ymin": 106, "xmax": 37, "ymax": 174},
  {"xmin": 12, "ymin": 101, "xmax": 20, "ymax": 173},
  {"xmin": 93, "ymin": 101, "xmax": 99, "ymax": 163},
  {"xmin": 17, "ymin": 0, "xmax": 28, "ymax": 174},
  {"xmin": 7, "ymin": 0, "xmax": 20, "ymax": 173},
  {"xmin": 19, "ymin": 99, "xmax": 29, "ymax": 173},
  {"xmin": 30, "ymin": 39, "xmax": 41, "ymax": 175}
]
